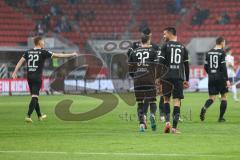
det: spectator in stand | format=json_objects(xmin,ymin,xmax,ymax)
[
  {"xmin": 35, "ymin": 21, "xmax": 46, "ymax": 35},
  {"xmin": 61, "ymin": 15, "xmax": 72, "ymax": 32},
  {"xmin": 27, "ymin": 0, "xmax": 41, "ymax": 13},
  {"xmin": 54, "ymin": 18, "xmax": 62, "ymax": 33},
  {"xmin": 42, "ymin": 14, "xmax": 51, "ymax": 32},
  {"xmin": 191, "ymin": 6, "xmax": 209, "ymax": 25},
  {"xmin": 50, "ymin": 4, "xmax": 61, "ymax": 16},
  {"xmin": 175, "ymin": 0, "xmax": 182, "ymax": 13},
  {"xmin": 166, "ymin": 0, "xmax": 183, "ymax": 14},
  {"xmin": 216, "ymin": 12, "xmax": 230, "ymax": 25},
  {"xmin": 54, "ymin": 15, "xmax": 72, "ymax": 33}
]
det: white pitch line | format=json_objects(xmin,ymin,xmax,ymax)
[
  {"xmin": 0, "ymin": 150, "xmax": 67, "ymax": 155},
  {"xmin": 0, "ymin": 150, "xmax": 238, "ymax": 158},
  {"xmin": 73, "ymin": 152, "xmax": 235, "ymax": 157}
]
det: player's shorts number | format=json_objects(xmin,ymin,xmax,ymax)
[
  {"xmin": 136, "ymin": 51, "xmax": 149, "ymax": 66},
  {"xmin": 171, "ymin": 48, "xmax": 181, "ymax": 64},
  {"xmin": 28, "ymin": 54, "xmax": 39, "ymax": 68},
  {"xmin": 209, "ymin": 55, "xmax": 218, "ymax": 69}
]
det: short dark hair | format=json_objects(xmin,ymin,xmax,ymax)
[
  {"xmin": 34, "ymin": 36, "xmax": 43, "ymax": 46},
  {"xmin": 216, "ymin": 36, "xmax": 225, "ymax": 45},
  {"xmin": 163, "ymin": 27, "xmax": 177, "ymax": 35},
  {"xmin": 142, "ymin": 27, "xmax": 151, "ymax": 35},
  {"xmin": 141, "ymin": 34, "xmax": 150, "ymax": 44}
]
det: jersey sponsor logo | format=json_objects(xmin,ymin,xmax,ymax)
[
  {"xmin": 208, "ymin": 52, "xmax": 222, "ymax": 55},
  {"xmin": 168, "ymin": 44, "xmax": 184, "ymax": 48}
]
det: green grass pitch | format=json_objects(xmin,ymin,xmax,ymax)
[{"xmin": 0, "ymin": 92, "xmax": 240, "ymax": 160}]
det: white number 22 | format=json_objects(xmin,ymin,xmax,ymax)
[{"xmin": 28, "ymin": 54, "xmax": 39, "ymax": 68}]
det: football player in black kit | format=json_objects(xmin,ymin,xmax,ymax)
[
  {"xmin": 127, "ymin": 28, "xmax": 165, "ymax": 129},
  {"xmin": 128, "ymin": 34, "xmax": 158, "ymax": 132},
  {"xmin": 157, "ymin": 27, "xmax": 189, "ymax": 134},
  {"xmin": 12, "ymin": 37, "xmax": 77, "ymax": 123},
  {"xmin": 200, "ymin": 37, "xmax": 230, "ymax": 122}
]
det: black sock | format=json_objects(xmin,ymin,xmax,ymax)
[
  {"xmin": 35, "ymin": 100, "xmax": 42, "ymax": 117},
  {"xmin": 142, "ymin": 100, "xmax": 149, "ymax": 115},
  {"xmin": 219, "ymin": 100, "xmax": 227, "ymax": 119},
  {"xmin": 159, "ymin": 96, "xmax": 165, "ymax": 117},
  {"xmin": 27, "ymin": 97, "xmax": 38, "ymax": 117},
  {"xmin": 172, "ymin": 106, "xmax": 180, "ymax": 129},
  {"xmin": 204, "ymin": 99, "xmax": 214, "ymax": 109},
  {"xmin": 164, "ymin": 103, "xmax": 170, "ymax": 122},
  {"xmin": 137, "ymin": 102, "xmax": 144, "ymax": 124},
  {"xmin": 150, "ymin": 103, "xmax": 157, "ymax": 115}
]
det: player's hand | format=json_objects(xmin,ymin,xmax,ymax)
[
  {"xmin": 12, "ymin": 72, "xmax": 17, "ymax": 79},
  {"xmin": 183, "ymin": 81, "xmax": 189, "ymax": 89},
  {"xmin": 226, "ymin": 80, "xmax": 231, "ymax": 88},
  {"xmin": 155, "ymin": 78, "xmax": 161, "ymax": 86}
]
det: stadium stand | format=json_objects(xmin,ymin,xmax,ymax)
[
  {"xmin": 133, "ymin": 0, "xmax": 194, "ymax": 42},
  {"xmin": 0, "ymin": 1, "xmax": 34, "ymax": 46},
  {"xmin": 179, "ymin": 0, "xmax": 240, "ymax": 61},
  {"xmin": 11, "ymin": 0, "xmax": 131, "ymax": 48},
  {"xmin": 1, "ymin": 0, "xmax": 240, "ymax": 62}
]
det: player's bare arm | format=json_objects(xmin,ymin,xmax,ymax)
[
  {"xmin": 52, "ymin": 52, "xmax": 78, "ymax": 58},
  {"xmin": 12, "ymin": 57, "xmax": 26, "ymax": 79}
]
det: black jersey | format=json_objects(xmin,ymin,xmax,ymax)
[
  {"xmin": 128, "ymin": 46, "xmax": 158, "ymax": 77},
  {"xmin": 127, "ymin": 41, "xmax": 159, "ymax": 57},
  {"xmin": 23, "ymin": 48, "xmax": 53, "ymax": 79},
  {"xmin": 159, "ymin": 41, "xmax": 189, "ymax": 81},
  {"xmin": 204, "ymin": 48, "xmax": 228, "ymax": 80}
]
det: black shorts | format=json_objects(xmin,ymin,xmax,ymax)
[
  {"xmin": 208, "ymin": 79, "xmax": 228, "ymax": 95},
  {"xmin": 133, "ymin": 73, "xmax": 156, "ymax": 102},
  {"xmin": 27, "ymin": 78, "xmax": 42, "ymax": 95},
  {"xmin": 163, "ymin": 79, "xmax": 184, "ymax": 99}
]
